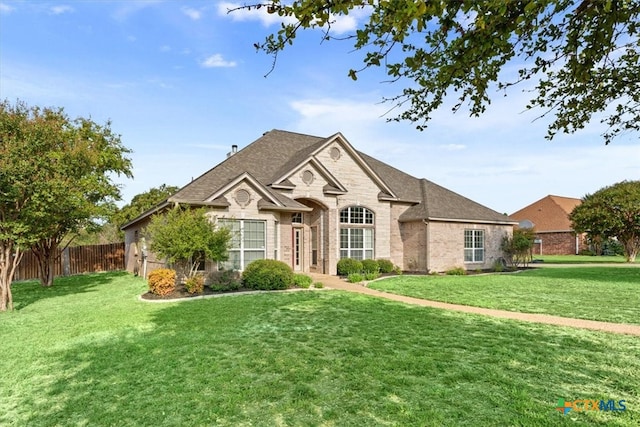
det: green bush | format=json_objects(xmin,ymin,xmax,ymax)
[
  {"xmin": 361, "ymin": 259, "xmax": 380, "ymax": 274},
  {"xmin": 242, "ymin": 259, "xmax": 294, "ymax": 290},
  {"xmin": 313, "ymin": 282, "xmax": 324, "ymax": 289},
  {"xmin": 337, "ymin": 258, "xmax": 363, "ymax": 276},
  {"xmin": 185, "ymin": 274, "xmax": 205, "ymax": 294},
  {"xmin": 207, "ymin": 270, "xmax": 241, "ymax": 292},
  {"xmin": 445, "ymin": 267, "xmax": 467, "ymax": 276},
  {"xmin": 293, "ymin": 273, "xmax": 313, "ymax": 289},
  {"xmin": 347, "ymin": 273, "xmax": 364, "ymax": 283},
  {"xmin": 364, "ymin": 272, "xmax": 379, "ymax": 281},
  {"xmin": 147, "ymin": 268, "xmax": 177, "ymax": 296},
  {"xmin": 376, "ymin": 259, "xmax": 394, "ymax": 273},
  {"xmin": 393, "ymin": 265, "xmax": 403, "ymax": 275}
]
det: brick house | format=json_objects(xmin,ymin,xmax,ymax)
[
  {"xmin": 509, "ymin": 195, "xmax": 587, "ymax": 255},
  {"xmin": 122, "ymin": 130, "xmax": 515, "ymax": 275}
]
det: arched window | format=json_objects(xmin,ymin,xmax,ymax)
[{"xmin": 339, "ymin": 206, "xmax": 374, "ymax": 260}]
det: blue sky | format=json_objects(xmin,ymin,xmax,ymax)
[{"xmin": 1, "ymin": 1, "xmax": 638, "ymax": 214}]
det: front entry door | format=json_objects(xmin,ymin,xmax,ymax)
[{"xmin": 293, "ymin": 228, "xmax": 303, "ymax": 271}]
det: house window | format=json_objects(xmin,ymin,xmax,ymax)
[
  {"xmin": 292, "ymin": 212, "xmax": 303, "ymax": 224},
  {"xmin": 218, "ymin": 219, "xmax": 266, "ymax": 270},
  {"xmin": 340, "ymin": 207, "xmax": 374, "ymax": 260},
  {"xmin": 274, "ymin": 220, "xmax": 279, "ymax": 260},
  {"xmin": 464, "ymin": 229, "xmax": 484, "ymax": 263},
  {"xmin": 311, "ymin": 226, "xmax": 318, "ymax": 266}
]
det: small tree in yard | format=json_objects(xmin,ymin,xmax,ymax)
[
  {"xmin": 1, "ymin": 100, "xmax": 132, "ymax": 310},
  {"xmin": 145, "ymin": 206, "xmax": 231, "ymax": 280},
  {"xmin": 570, "ymin": 180, "xmax": 640, "ymax": 262},
  {"xmin": 501, "ymin": 227, "xmax": 536, "ymax": 268}
]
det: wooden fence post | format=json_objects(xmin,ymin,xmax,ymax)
[{"xmin": 62, "ymin": 247, "xmax": 71, "ymax": 277}]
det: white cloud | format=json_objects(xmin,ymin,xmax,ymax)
[
  {"xmin": 200, "ymin": 54, "xmax": 237, "ymax": 68},
  {"xmin": 181, "ymin": 6, "xmax": 202, "ymax": 21},
  {"xmin": 160, "ymin": 45, "xmax": 171, "ymax": 52},
  {"xmin": 217, "ymin": 1, "xmax": 369, "ymax": 34},
  {"xmin": 50, "ymin": 5, "xmax": 74, "ymax": 15},
  {"xmin": 0, "ymin": 3, "xmax": 15, "ymax": 14},
  {"xmin": 217, "ymin": 2, "xmax": 295, "ymax": 27}
]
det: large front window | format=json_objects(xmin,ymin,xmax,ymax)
[
  {"xmin": 464, "ymin": 229, "xmax": 484, "ymax": 263},
  {"xmin": 340, "ymin": 207, "xmax": 374, "ymax": 260},
  {"xmin": 219, "ymin": 219, "xmax": 266, "ymax": 270}
]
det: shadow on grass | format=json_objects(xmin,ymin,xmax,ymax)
[
  {"xmin": 11, "ymin": 271, "xmax": 131, "ymax": 311},
  {"xmin": 16, "ymin": 292, "xmax": 639, "ymax": 426},
  {"xmin": 525, "ymin": 266, "xmax": 640, "ymax": 284}
]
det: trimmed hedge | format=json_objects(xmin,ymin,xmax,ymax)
[
  {"xmin": 185, "ymin": 274, "xmax": 205, "ymax": 294},
  {"xmin": 376, "ymin": 259, "xmax": 394, "ymax": 273},
  {"xmin": 242, "ymin": 259, "xmax": 294, "ymax": 290},
  {"xmin": 361, "ymin": 259, "xmax": 380, "ymax": 274},
  {"xmin": 148, "ymin": 268, "xmax": 177, "ymax": 296},
  {"xmin": 337, "ymin": 258, "xmax": 363, "ymax": 276}
]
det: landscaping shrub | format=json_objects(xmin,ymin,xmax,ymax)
[
  {"xmin": 147, "ymin": 268, "xmax": 177, "ymax": 296},
  {"xmin": 376, "ymin": 259, "xmax": 394, "ymax": 273},
  {"xmin": 242, "ymin": 259, "xmax": 294, "ymax": 290},
  {"xmin": 337, "ymin": 258, "xmax": 363, "ymax": 276},
  {"xmin": 207, "ymin": 270, "xmax": 241, "ymax": 292},
  {"xmin": 185, "ymin": 274, "xmax": 205, "ymax": 294},
  {"xmin": 293, "ymin": 273, "xmax": 313, "ymax": 289},
  {"xmin": 364, "ymin": 272, "xmax": 379, "ymax": 281},
  {"xmin": 347, "ymin": 273, "xmax": 364, "ymax": 283},
  {"xmin": 313, "ymin": 282, "xmax": 324, "ymax": 288},
  {"xmin": 445, "ymin": 267, "xmax": 467, "ymax": 276},
  {"xmin": 361, "ymin": 259, "xmax": 380, "ymax": 274},
  {"xmin": 393, "ymin": 265, "xmax": 403, "ymax": 275}
]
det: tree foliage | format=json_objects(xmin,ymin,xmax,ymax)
[
  {"xmin": 112, "ymin": 184, "xmax": 179, "ymax": 230},
  {"xmin": 570, "ymin": 180, "xmax": 640, "ymax": 262},
  {"xmin": 145, "ymin": 206, "xmax": 231, "ymax": 279},
  {"xmin": 235, "ymin": 0, "xmax": 640, "ymax": 143},
  {"xmin": 501, "ymin": 227, "xmax": 536, "ymax": 267},
  {"xmin": 0, "ymin": 100, "xmax": 132, "ymax": 308}
]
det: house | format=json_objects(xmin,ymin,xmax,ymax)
[
  {"xmin": 509, "ymin": 195, "xmax": 587, "ymax": 255},
  {"xmin": 122, "ymin": 130, "xmax": 516, "ymax": 276}
]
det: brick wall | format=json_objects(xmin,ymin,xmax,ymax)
[{"xmin": 533, "ymin": 231, "xmax": 586, "ymax": 255}]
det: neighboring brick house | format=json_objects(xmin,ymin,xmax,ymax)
[
  {"xmin": 510, "ymin": 195, "xmax": 587, "ymax": 255},
  {"xmin": 122, "ymin": 130, "xmax": 515, "ymax": 275}
]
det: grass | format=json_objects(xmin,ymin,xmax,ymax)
[
  {"xmin": 369, "ymin": 267, "xmax": 640, "ymax": 324},
  {"xmin": 533, "ymin": 254, "xmax": 634, "ymax": 264},
  {"xmin": 0, "ymin": 271, "xmax": 638, "ymax": 426}
]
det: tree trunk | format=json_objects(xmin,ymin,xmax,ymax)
[
  {"xmin": 0, "ymin": 241, "xmax": 21, "ymax": 311},
  {"xmin": 33, "ymin": 238, "xmax": 59, "ymax": 287}
]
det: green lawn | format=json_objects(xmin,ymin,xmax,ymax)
[
  {"xmin": 533, "ymin": 254, "xmax": 634, "ymax": 264},
  {"xmin": 1, "ymin": 272, "xmax": 638, "ymax": 426},
  {"xmin": 369, "ymin": 267, "xmax": 640, "ymax": 324}
]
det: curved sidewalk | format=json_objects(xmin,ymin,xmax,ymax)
[{"xmin": 310, "ymin": 273, "xmax": 640, "ymax": 337}]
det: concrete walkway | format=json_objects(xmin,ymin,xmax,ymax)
[{"xmin": 309, "ymin": 273, "xmax": 640, "ymax": 337}]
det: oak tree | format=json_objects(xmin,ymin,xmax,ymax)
[
  {"xmin": 570, "ymin": 180, "xmax": 640, "ymax": 262},
  {"xmin": 234, "ymin": 0, "xmax": 640, "ymax": 144}
]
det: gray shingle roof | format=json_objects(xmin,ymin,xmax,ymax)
[{"xmin": 163, "ymin": 129, "xmax": 512, "ymax": 224}]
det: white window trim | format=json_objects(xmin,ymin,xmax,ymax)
[{"xmin": 464, "ymin": 229, "xmax": 485, "ymax": 263}]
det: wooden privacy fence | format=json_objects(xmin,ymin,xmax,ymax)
[{"xmin": 13, "ymin": 242, "xmax": 125, "ymax": 282}]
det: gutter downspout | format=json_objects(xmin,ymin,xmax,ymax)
[{"xmin": 423, "ymin": 219, "xmax": 430, "ymax": 273}]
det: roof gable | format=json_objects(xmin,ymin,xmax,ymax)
[
  {"xmin": 124, "ymin": 129, "xmax": 512, "ymax": 228},
  {"xmin": 510, "ymin": 195, "xmax": 581, "ymax": 231}
]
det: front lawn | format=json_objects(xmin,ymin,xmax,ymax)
[
  {"xmin": 533, "ymin": 254, "xmax": 634, "ymax": 264},
  {"xmin": 1, "ymin": 272, "xmax": 638, "ymax": 426},
  {"xmin": 369, "ymin": 267, "xmax": 640, "ymax": 324}
]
